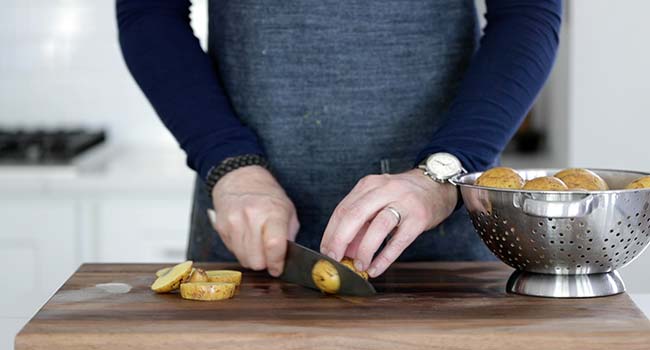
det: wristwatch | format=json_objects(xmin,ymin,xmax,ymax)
[{"xmin": 418, "ymin": 152, "xmax": 466, "ymax": 183}]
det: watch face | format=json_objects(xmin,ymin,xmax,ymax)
[{"xmin": 426, "ymin": 153, "xmax": 462, "ymax": 179}]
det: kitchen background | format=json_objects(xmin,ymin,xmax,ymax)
[{"xmin": 1, "ymin": 1, "xmax": 649, "ymax": 349}]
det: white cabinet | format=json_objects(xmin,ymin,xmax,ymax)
[
  {"xmin": 0, "ymin": 199, "xmax": 78, "ymax": 318},
  {"xmin": 94, "ymin": 198, "xmax": 192, "ymax": 263}
]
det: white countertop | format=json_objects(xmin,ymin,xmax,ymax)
[{"xmin": 0, "ymin": 144, "xmax": 195, "ymax": 196}]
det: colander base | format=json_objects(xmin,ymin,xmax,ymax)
[{"xmin": 506, "ymin": 270, "xmax": 625, "ymax": 298}]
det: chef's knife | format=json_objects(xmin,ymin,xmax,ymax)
[
  {"xmin": 280, "ymin": 240, "xmax": 376, "ymax": 296},
  {"xmin": 207, "ymin": 209, "xmax": 375, "ymax": 296}
]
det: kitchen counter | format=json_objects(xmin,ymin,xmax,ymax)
[{"xmin": 14, "ymin": 262, "xmax": 650, "ymax": 350}]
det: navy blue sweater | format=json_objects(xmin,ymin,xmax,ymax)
[{"xmin": 117, "ymin": 0, "xmax": 562, "ymax": 180}]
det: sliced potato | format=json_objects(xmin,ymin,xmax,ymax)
[
  {"xmin": 523, "ymin": 176, "xmax": 569, "ymax": 191},
  {"xmin": 554, "ymin": 168, "xmax": 609, "ymax": 191},
  {"xmin": 340, "ymin": 257, "xmax": 368, "ymax": 280},
  {"xmin": 155, "ymin": 267, "xmax": 171, "ymax": 278},
  {"xmin": 180, "ymin": 282, "xmax": 237, "ymax": 301},
  {"xmin": 188, "ymin": 268, "xmax": 209, "ymax": 283},
  {"xmin": 475, "ymin": 167, "xmax": 524, "ymax": 189},
  {"xmin": 205, "ymin": 270, "xmax": 242, "ymax": 285},
  {"xmin": 312, "ymin": 259, "xmax": 340, "ymax": 294},
  {"xmin": 625, "ymin": 175, "xmax": 650, "ymax": 189},
  {"xmin": 151, "ymin": 261, "xmax": 193, "ymax": 293}
]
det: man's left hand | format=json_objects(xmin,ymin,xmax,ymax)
[{"xmin": 320, "ymin": 169, "xmax": 457, "ymax": 278}]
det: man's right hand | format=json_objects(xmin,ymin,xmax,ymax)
[{"xmin": 210, "ymin": 165, "xmax": 300, "ymax": 277}]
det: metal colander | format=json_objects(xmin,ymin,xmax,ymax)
[{"xmin": 452, "ymin": 169, "xmax": 650, "ymax": 298}]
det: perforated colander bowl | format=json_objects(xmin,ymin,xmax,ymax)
[{"xmin": 453, "ymin": 169, "xmax": 650, "ymax": 298}]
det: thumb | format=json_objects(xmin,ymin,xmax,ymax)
[{"xmin": 262, "ymin": 215, "xmax": 290, "ymax": 277}]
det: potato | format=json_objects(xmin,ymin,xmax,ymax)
[
  {"xmin": 523, "ymin": 176, "xmax": 569, "ymax": 191},
  {"xmin": 188, "ymin": 268, "xmax": 209, "ymax": 283},
  {"xmin": 205, "ymin": 270, "xmax": 242, "ymax": 285},
  {"xmin": 475, "ymin": 167, "xmax": 524, "ymax": 189},
  {"xmin": 554, "ymin": 168, "xmax": 609, "ymax": 191},
  {"xmin": 312, "ymin": 259, "xmax": 340, "ymax": 294},
  {"xmin": 151, "ymin": 261, "xmax": 193, "ymax": 293},
  {"xmin": 340, "ymin": 257, "xmax": 369, "ymax": 280},
  {"xmin": 155, "ymin": 267, "xmax": 171, "ymax": 278},
  {"xmin": 180, "ymin": 282, "xmax": 236, "ymax": 301},
  {"xmin": 625, "ymin": 176, "xmax": 650, "ymax": 189}
]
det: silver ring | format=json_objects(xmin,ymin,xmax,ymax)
[{"xmin": 385, "ymin": 206, "xmax": 402, "ymax": 227}]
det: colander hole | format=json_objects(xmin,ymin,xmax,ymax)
[
  {"xmin": 628, "ymin": 224, "xmax": 632, "ymax": 228},
  {"xmin": 538, "ymin": 222, "xmax": 544, "ymax": 227},
  {"xmin": 548, "ymin": 218, "xmax": 553, "ymax": 221},
  {"xmin": 616, "ymin": 232, "xmax": 621, "ymax": 236},
  {"xmin": 577, "ymin": 264, "xmax": 582, "ymax": 268},
  {"xmin": 569, "ymin": 240, "xmax": 574, "ymax": 244},
  {"xmin": 568, "ymin": 254, "xmax": 572, "ymax": 257},
  {"xmin": 636, "ymin": 213, "xmax": 640, "ymax": 217},
  {"xmin": 579, "ymin": 222, "xmax": 585, "ymax": 227},
  {"xmin": 510, "ymin": 243, "xmax": 515, "ymax": 247},
  {"xmin": 578, "ymin": 245, "xmax": 583, "ymax": 249},
  {"xmin": 586, "ymin": 247, "xmax": 591, "ymax": 251},
  {"xmin": 542, "ymin": 234, "xmax": 547, "ymax": 238},
  {"xmin": 611, "ymin": 230, "xmax": 616, "ymax": 233},
  {"xmin": 604, "ymin": 254, "xmax": 609, "ymax": 257},
  {"xmin": 595, "ymin": 260, "xmax": 599, "ymax": 263},
  {"xmin": 627, "ymin": 216, "xmax": 632, "ymax": 220},
  {"xmin": 615, "ymin": 252, "xmax": 620, "ymax": 256},
  {"xmin": 604, "ymin": 238, "xmax": 609, "ymax": 242},
  {"xmin": 532, "ymin": 229, "xmax": 537, "ymax": 234},
  {"xmin": 552, "ymin": 226, "xmax": 557, "ymax": 230},
  {"xmin": 559, "ymin": 232, "xmax": 564, "ymax": 237},
  {"xmin": 504, "ymin": 231, "xmax": 509, "ymax": 236},
  {"xmin": 611, "ymin": 245, "xmax": 616, "ymax": 248},
  {"xmin": 560, "ymin": 240, "xmax": 565, "ymax": 244},
  {"xmin": 502, "ymin": 220, "xmax": 507, "ymax": 224},
  {"xmin": 602, "ymin": 247, "xmax": 607, "ymax": 250},
  {"xmin": 580, "ymin": 255, "xmax": 585, "ymax": 258},
  {"xmin": 600, "ymin": 264, "xmax": 604, "ymax": 267},
  {"xmin": 588, "ymin": 238, "xmax": 594, "ymax": 242},
  {"xmin": 587, "ymin": 230, "xmax": 591, "ymax": 234},
  {"xmin": 618, "ymin": 221, "xmax": 622, "ymax": 225},
  {"xmin": 620, "ymin": 239, "xmax": 625, "ymax": 243},
  {"xmin": 586, "ymin": 260, "xmax": 590, "ymax": 264},
  {"xmin": 608, "ymin": 258, "xmax": 613, "ymax": 262},
  {"xmin": 550, "ymin": 240, "xmax": 555, "ymax": 244},
  {"xmin": 560, "ymin": 248, "xmax": 565, "ymax": 252},
  {"xmin": 570, "ymin": 218, "xmax": 575, "ymax": 222}
]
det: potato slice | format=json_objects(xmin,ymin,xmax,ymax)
[
  {"xmin": 312, "ymin": 259, "xmax": 340, "ymax": 294},
  {"xmin": 188, "ymin": 268, "xmax": 209, "ymax": 283},
  {"xmin": 180, "ymin": 282, "xmax": 237, "ymax": 301},
  {"xmin": 523, "ymin": 176, "xmax": 569, "ymax": 191},
  {"xmin": 340, "ymin": 257, "xmax": 368, "ymax": 280},
  {"xmin": 155, "ymin": 267, "xmax": 171, "ymax": 278},
  {"xmin": 555, "ymin": 168, "xmax": 609, "ymax": 191},
  {"xmin": 205, "ymin": 270, "xmax": 242, "ymax": 285},
  {"xmin": 475, "ymin": 167, "xmax": 524, "ymax": 189},
  {"xmin": 625, "ymin": 176, "xmax": 650, "ymax": 189},
  {"xmin": 151, "ymin": 261, "xmax": 193, "ymax": 293}
]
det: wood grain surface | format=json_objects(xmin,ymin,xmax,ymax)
[{"xmin": 15, "ymin": 262, "xmax": 650, "ymax": 350}]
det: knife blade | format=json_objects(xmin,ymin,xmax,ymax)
[{"xmin": 280, "ymin": 240, "xmax": 376, "ymax": 296}]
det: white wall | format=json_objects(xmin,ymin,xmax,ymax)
[
  {"xmin": 0, "ymin": 0, "xmax": 206, "ymax": 147},
  {"xmin": 568, "ymin": 1, "xmax": 650, "ymax": 170}
]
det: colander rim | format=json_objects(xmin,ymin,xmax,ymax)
[{"xmin": 452, "ymin": 167, "xmax": 650, "ymax": 195}]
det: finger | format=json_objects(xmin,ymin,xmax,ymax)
[
  {"xmin": 320, "ymin": 175, "xmax": 384, "ymax": 255},
  {"xmin": 367, "ymin": 220, "xmax": 422, "ymax": 278},
  {"xmin": 288, "ymin": 212, "xmax": 300, "ymax": 242},
  {"xmin": 244, "ymin": 211, "xmax": 267, "ymax": 271},
  {"xmin": 213, "ymin": 210, "xmax": 251, "ymax": 267},
  {"xmin": 262, "ymin": 215, "xmax": 290, "ymax": 277},
  {"xmin": 344, "ymin": 221, "xmax": 371, "ymax": 259},
  {"xmin": 354, "ymin": 204, "xmax": 403, "ymax": 271},
  {"xmin": 321, "ymin": 187, "xmax": 396, "ymax": 262}
]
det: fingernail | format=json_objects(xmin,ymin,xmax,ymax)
[
  {"xmin": 368, "ymin": 267, "xmax": 378, "ymax": 278},
  {"xmin": 354, "ymin": 260, "xmax": 364, "ymax": 272},
  {"xmin": 327, "ymin": 251, "xmax": 338, "ymax": 261}
]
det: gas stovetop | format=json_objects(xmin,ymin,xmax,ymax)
[{"xmin": 0, "ymin": 128, "xmax": 106, "ymax": 165}]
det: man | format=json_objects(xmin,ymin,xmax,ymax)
[{"xmin": 117, "ymin": 0, "xmax": 561, "ymax": 277}]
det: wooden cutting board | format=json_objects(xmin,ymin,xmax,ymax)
[{"xmin": 15, "ymin": 262, "xmax": 650, "ymax": 350}]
